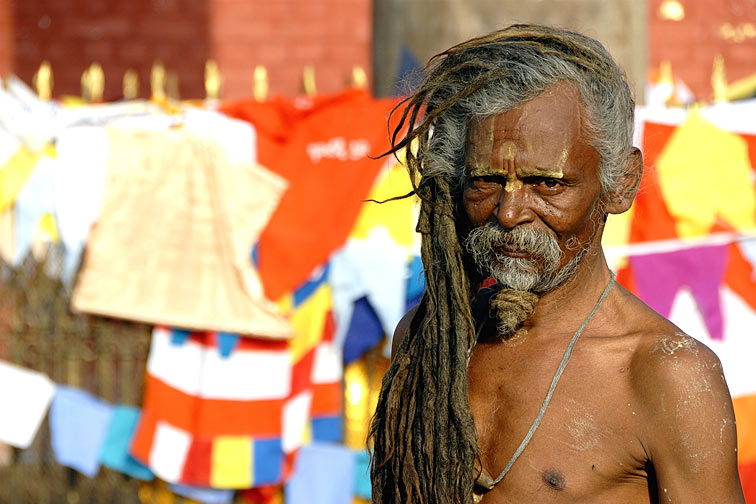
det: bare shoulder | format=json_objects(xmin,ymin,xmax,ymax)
[
  {"xmin": 607, "ymin": 283, "xmax": 719, "ymax": 376},
  {"xmin": 629, "ymin": 328, "xmax": 728, "ymax": 416},
  {"xmin": 391, "ymin": 303, "xmax": 420, "ymax": 360},
  {"xmin": 627, "ymin": 316, "xmax": 726, "ymax": 403},
  {"xmin": 613, "ymin": 283, "xmax": 728, "ymax": 408},
  {"xmin": 615, "ymin": 286, "xmax": 744, "ymax": 501}
]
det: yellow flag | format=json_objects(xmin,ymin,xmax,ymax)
[
  {"xmin": 657, "ymin": 112, "xmax": 756, "ymax": 237},
  {"xmin": 0, "ymin": 146, "xmax": 38, "ymax": 213},
  {"xmin": 210, "ymin": 436, "xmax": 253, "ymax": 488},
  {"xmin": 349, "ymin": 155, "xmax": 418, "ymax": 251}
]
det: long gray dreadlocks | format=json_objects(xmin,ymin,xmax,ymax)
[{"xmin": 368, "ymin": 24, "xmax": 635, "ymax": 504}]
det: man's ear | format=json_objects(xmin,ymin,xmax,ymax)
[{"xmin": 605, "ymin": 147, "xmax": 643, "ymax": 214}]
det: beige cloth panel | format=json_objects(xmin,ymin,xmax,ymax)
[{"xmin": 72, "ymin": 128, "xmax": 291, "ymax": 338}]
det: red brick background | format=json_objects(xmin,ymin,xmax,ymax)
[
  {"xmin": 10, "ymin": 0, "xmax": 209, "ymax": 101},
  {"xmin": 3, "ymin": 0, "xmax": 371, "ymax": 101},
  {"xmin": 649, "ymin": 0, "xmax": 756, "ymax": 100},
  {"xmin": 0, "ymin": 0, "xmax": 12, "ymax": 76},
  {"xmin": 210, "ymin": 0, "xmax": 372, "ymax": 99},
  {"xmin": 4, "ymin": 1, "xmax": 753, "ymax": 102}
]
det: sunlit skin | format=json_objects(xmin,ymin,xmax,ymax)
[
  {"xmin": 462, "ymin": 83, "xmax": 602, "ymax": 268},
  {"xmin": 393, "ymin": 82, "xmax": 744, "ymax": 503}
]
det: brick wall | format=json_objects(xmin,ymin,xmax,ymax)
[
  {"xmin": 5, "ymin": 0, "xmax": 371, "ymax": 101},
  {"xmin": 0, "ymin": 0, "xmax": 11, "ymax": 76},
  {"xmin": 5, "ymin": 1, "xmax": 754, "ymax": 103},
  {"xmin": 649, "ymin": 0, "xmax": 756, "ymax": 100},
  {"xmin": 11, "ymin": 0, "xmax": 210, "ymax": 101},
  {"xmin": 210, "ymin": 0, "xmax": 372, "ymax": 99}
]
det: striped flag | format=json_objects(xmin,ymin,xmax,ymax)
[{"xmin": 131, "ymin": 327, "xmax": 310, "ymax": 488}]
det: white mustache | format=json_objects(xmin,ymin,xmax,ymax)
[{"xmin": 464, "ymin": 222, "xmax": 563, "ymax": 262}]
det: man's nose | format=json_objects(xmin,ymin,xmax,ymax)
[{"xmin": 494, "ymin": 186, "xmax": 535, "ymax": 229}]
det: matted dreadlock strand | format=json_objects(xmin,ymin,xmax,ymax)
[
  {"xmin": 368, "ymin": 57, "xmax": 492, "ymax": 503},
  {"xmin": 370, "ymin": 24, "xmax": 635, "ymax": 504},
  {"xmin": 370, "ymin": 172, "xmax": 479, "ymax": 504}
]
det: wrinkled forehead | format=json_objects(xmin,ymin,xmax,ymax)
[{"xmin": 465, "ymin": 83, "xmax": 586, "ymax": 171}]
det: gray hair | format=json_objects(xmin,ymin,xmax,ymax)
[{"xmin": 416, "ymin": 25, "xmax": 635, "ymax": 197}]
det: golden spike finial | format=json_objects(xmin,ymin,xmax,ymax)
[
  {"xmin": 204, "ymin": 59, "xmax": 222, "ymax": 100},
  {"xmin": 303, "ymin": 65, "xmax": 316, "ymax": 96},
  {"xmin": 658, "ymin": 60, "xmax": 674, "ymax": 105},
  {"xmin": 711, "ymin": 54, "xmax": 728, "ymax": 103},
  {"xmin": 123, "ymin": 69, "xmax": 139, "ymax": 99},
  {"xmin": 253, "ymin": 65, "xmax": 268, "ymax": 102},
  {"xmin": 81, "ymin": 66, "xmax": 92, "ymax": 102},
  {"xmin": 88, "ymin": 62, "xmax": 105, "ymax": 102},
  {"xmin": 33, "ymin": 60, "xmax": 53, "ymax": 100},
  {"xmin": 151, "ymin": 62, "xmax": 166, "ymax": 101},
  {"xmin": 352, "ymin": 65, "xmax": 367, "ymax": 89}
]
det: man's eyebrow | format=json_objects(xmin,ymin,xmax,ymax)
[{"xmin": 521, "ymin": 166, "xmax": 565, "ymax": 178}]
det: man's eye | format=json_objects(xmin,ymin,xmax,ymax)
[
  {"xmin": 524, "ymin": 176, "xmax": 563, "ymax": 189},
  {"xmin": 542, "ymin": 178, "xmax": 560, "ymax": 188}
]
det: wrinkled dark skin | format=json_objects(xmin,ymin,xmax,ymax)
[{"xmin": 393, "ymin": 83, "xmax": 745, "ymax": 503}]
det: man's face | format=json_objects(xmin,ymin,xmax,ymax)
[{"xmin": 462, "ymin": 82, "xmax": 604, "ymax": 292}]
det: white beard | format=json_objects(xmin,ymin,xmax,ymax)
[{"xmin": 464, "ymin": 222, "xmax": 589, "ymax": 293}]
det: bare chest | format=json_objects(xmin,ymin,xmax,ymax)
[{"xmin": 467, "ymin": 338, "xmax": 651, "ymax": 503}]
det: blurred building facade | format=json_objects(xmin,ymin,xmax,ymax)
[
  {"xmin": 649, "ymin": 0, "xmax": 756, "ymax": 101},
  {"xmin": 0, "ymin": 1, "xmax": 753, "ymax": 106},
  {"xmin": 0, "ymin": 0, "xmax": 372, "ymax": 100},
  {"xmin": 0, "ymin": 0, "xmax": 10, "ymax": 78},
  {"xmin": 373, "ymin": 0, "xmax": 648, "ymax": 100}
]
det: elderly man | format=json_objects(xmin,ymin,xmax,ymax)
[{"xmin": 369, "ymin": 25, "xmax": 745, "ymax": 503}]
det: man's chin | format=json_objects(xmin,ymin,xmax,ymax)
[
  {"xmin": 489, "ymin": 268, "xmax": 541, "ymax": 292},
  {"xmin": 485, "ymin": 256, "xmax": 539, "ymax": 290},
  {"xmin": 487, "ymin": 257, "xmax": 576, "ymax": 294},
  {"xmin": 493, "ymin": 247, "xmax": 534, "ymax": 260}
]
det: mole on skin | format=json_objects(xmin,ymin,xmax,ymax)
[{"xmin": 465, "ymin": 114, "xmax": 567, "ymax": 192}]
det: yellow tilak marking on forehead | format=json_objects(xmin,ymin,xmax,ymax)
[
  {"xmin": 504, "ymin": 173, "xmax": 523, "ymax": 192},
  {"xmin": 524, "ymin": 140, "xmax": 565, "ymax": 179},
  {"xmin": 544, "ymin": 146, "xmax": 569, "ymax": 178},
  {"xmin": 500, "ymin": 141, "xmax": 516, "ymax": 160},
  {"xmin": 468, "ymin": 136, "xmax": 562, "ymax": 191},
  {"xmin": 521, "ymin": 167, "xmax": 564, "ymax": 179},
  {"xmin": 470, "ymin": 167, "xmax": 508, "ymax": 177},
  {"xmin": 557, "ymin": 147, "xmax": 569, "ymax": 170}
]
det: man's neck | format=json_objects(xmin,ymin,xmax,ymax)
[{"xmin": 519, "ymin": 246, "xmax": 614, "ymax": 337}]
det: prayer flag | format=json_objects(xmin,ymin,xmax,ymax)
[
  {"xmin": 130, "ymin": 327, "xmax": 295, "ymax": 488},
  {"xmin": 99, "ymin": 406, "xmax": 154, "ymax": 480},
  {"xmin": 284, "ymin": 443, "xmax": 355, "ymax": 504},
  {"xmin": 50, "ymin": 386, "xmax": 113, "ymax": 478},
  {"xmin": 620, "ymin": 107, "xmax": 756, "ymax": 500},
  {"xmin": 0, "ymin": 360, "xmax": 55, "ymax": 449},
  {"xmin": 169, "ymin": 484, "xmax": 234, "ymax": 504},
  {"xmin": 131, "ymin": 279, "xmax": 338, "ymax": 490}
]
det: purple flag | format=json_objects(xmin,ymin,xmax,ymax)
[{"xmin": 630, "ymin": 245, "xmax": 728, "ymax": 340}]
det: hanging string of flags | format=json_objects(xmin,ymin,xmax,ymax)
[{"xmin": 2, "ymin": 54, "xmax": 756, "ymax": 502}]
